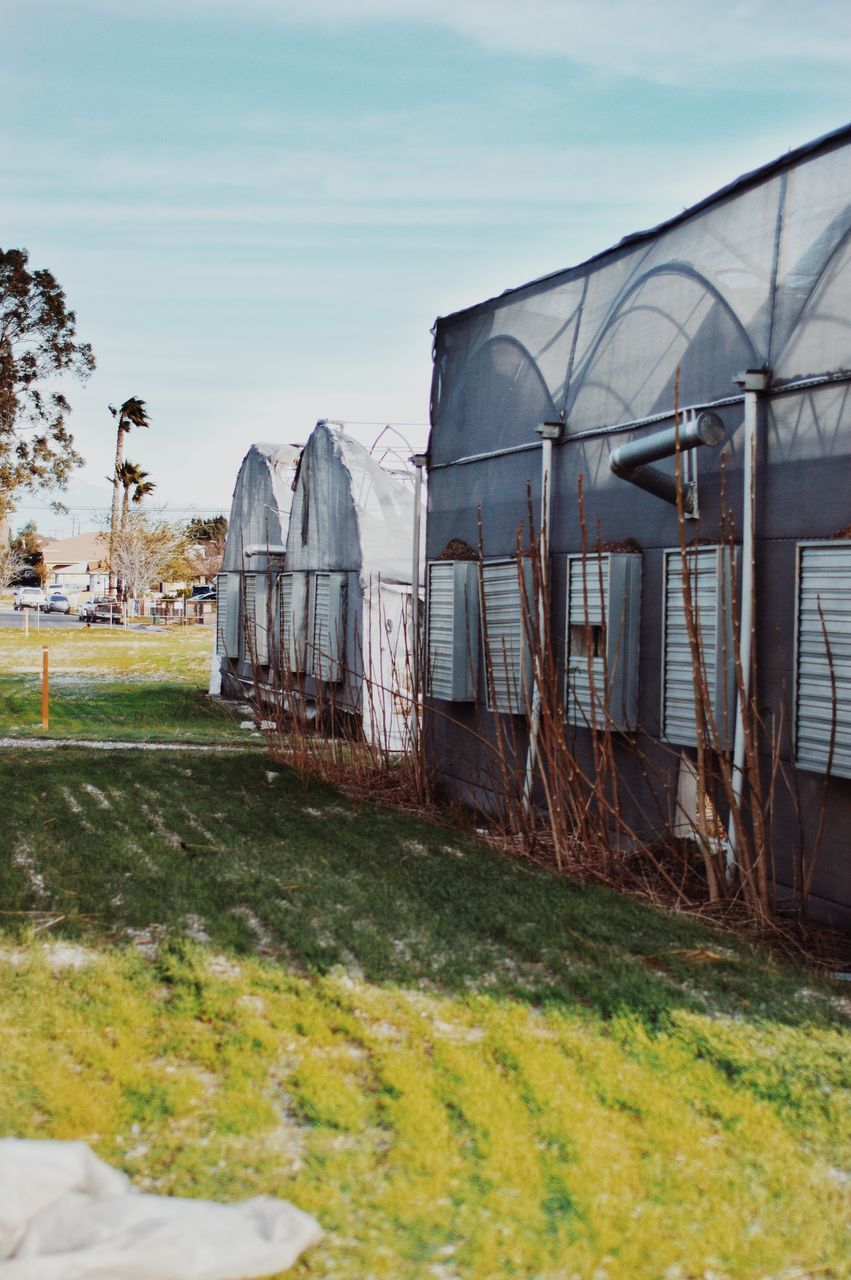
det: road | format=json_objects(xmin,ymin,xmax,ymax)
[{"xmin": 0, "ymin": 607, "xmax": 94, "ymax": 631}]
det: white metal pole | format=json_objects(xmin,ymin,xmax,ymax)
[
  {"xmin": 523, "ymin": 422, "xmax": 560, "ymax": 811},
  {"xmin": 727, "ymin": 371, "xmax": 768, "ymax": 872}
]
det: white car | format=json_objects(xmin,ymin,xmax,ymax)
[
  {"xmin": 13, "ymin": 586, "xmax": 46, "ymax": 610},
  {"xmin": 44, "ymin": 592, "xmax": 71, "ymax": 614}
]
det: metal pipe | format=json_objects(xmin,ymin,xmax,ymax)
[
  {"xmin": 426, "ymin": 370, "xmax": 851, "ymax": 475},
  {"xmin": 727, "ymin": 371, "xmax": 769, "ymax": 873},
  {"xmin": 523, "ymin": 422, "xmax": 560, "ymax": 811},
  {"xmin": 243, "ymin": 544, "xmax": 288, "ymax": 558},
  {"xmin": 610, "ymin": 411, "xmax": 725, "ymax": 513},
  {"xmin": 410, "ymin": 453, "xmax": 426, "ymax": 750}
]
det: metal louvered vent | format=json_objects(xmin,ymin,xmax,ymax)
[
  {"xmin": 795, "ymin": 542, "xmax": 851, "ymax": 779},
  {"xmin": 311, "ymin": 572, "xmax": 345, "ymax": 682},
  {"xmin": 279, "ymin": 572, "xmax": 293, "ymax": 659},
  {"xmin": 215, "ymin": 573, "xmax": 228, "ymax": 656},
  {"xmin": 566, "ymin": 553, "xmax": 641, "ymax": 730},
  {"xmin": 662, "ymin": 546, "xmax": 737, "ymax": 748},
  {"xmin": 426, "ymin": 561, "xmax": 479, "ymax": 701},
  {"xmin": 243, "ymin": 573, "xmax": 257, "ymax": 661},
  {"xmin": 481, "ymin": 559, "xmax": 533, "ymax": 715},
  {"xmin": 279, "ymin": 572, "xmax": 309, "ymax": 672}
]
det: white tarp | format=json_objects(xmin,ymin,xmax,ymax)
[{"xmin": 0, "ymin": 1140, "xmax": 321, "ymax": 1280}]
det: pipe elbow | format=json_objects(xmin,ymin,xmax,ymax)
[{"xmin": 610, "ymin": 448, "xmax": 630, "ymax": 478}]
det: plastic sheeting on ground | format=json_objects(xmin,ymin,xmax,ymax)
[{"xmin": 0, "ymin": 1139, "xmax": 321, "ymax": 1279}]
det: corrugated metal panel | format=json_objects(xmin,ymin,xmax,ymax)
[
  {"xmin": 662, "ymin": 546, "xmax": 736, "ymax": 748},
  {"xmin": 482, "ymin": 559, "xmax": 532, "ymax": 714},
  {"xmin": 566, "ymin": 553, "xmax": 640, "ymax": 730},
  {"xmin": 215, "ymin": 573, "xmax": 228, "ymax": 656},
  {"xmin": 426, "ymin": 561, "xmax": 479, "ymax": 701},
  {"xmin": 796, "ymin": 543, "xmax": 851, "ymax": 778},
  {"xmin": 312, "ymin": 572, "xmax": 345, "ymax": 682}
]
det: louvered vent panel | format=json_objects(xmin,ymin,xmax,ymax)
[
  {"xmin": 243, "ymin": 573, "xmax": 257, "ymax": 660},
  {"xmin": 567, "ymin": 556, "xmax": 610, "ymax": 727},
  {"xmin": 482, "ymin": 560, "xmax": 531, "ymax": 714},
  {"xmin": 796, "ymin": 543, "xmax": 851, "ymax": 778},
  {"xmin": 427, "ymin": 564, "xmax": 455, "ymax": 698},
  {"xmin": 312, "ymin": 572, "xmax": 344, "ymax": 682},
  {"xmin": 279, "ymin": 572, "xmax": 293, "ymax": 657},
  {"xmin": 662, "ymin": 547, "xmax": 735, "ymax": 748},
  {"xmin": 566, "ymin": 553, "xmax": 640, "ymax": 731},
  {"xmin": 215, "ymin": 573, "xmax": 228, "ymax": 656}
]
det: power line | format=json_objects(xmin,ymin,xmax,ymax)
[{"xmin": 12, "ymin": 504, "xmax": 229, "ymax": 514}]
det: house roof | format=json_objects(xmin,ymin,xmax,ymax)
[{"xmin": 40, "ymin": 531, "xmax": 109, "ymax": 571}]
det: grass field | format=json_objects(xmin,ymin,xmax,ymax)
[
  {"xmin": 0, "ymin": 626, "xmax": 246, "ymax": 742},
  {"xmin": 1, "ymin": 745, "xmax": 849, "ymax": 1279}
]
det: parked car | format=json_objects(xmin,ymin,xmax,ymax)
[
  {"xmin": 190, "ymin": 585, "xmax": 216, "ymax": 603},
  {"xmin": 13, "ymin": 587, "xmax": 46, "ymax": 610},
  {"xmin": 43, "ymin": 592, "xmax": 71, "ymax": 614}
]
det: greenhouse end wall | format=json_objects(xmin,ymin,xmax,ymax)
[{"xmin": 424, "ymin": 124, "xmax": 851, "ymax": 926}]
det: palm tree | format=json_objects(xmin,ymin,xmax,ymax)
[
  {"xmin": 116, "ymin": 460, "xmax": 156, "ymax": 530},
  {"xmin": 108, "ymin": 397, "xmax": 149, "ymax": 594}
]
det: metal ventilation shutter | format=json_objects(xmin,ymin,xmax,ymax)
[
  {"xmin": 215, "ymin": 573, "xmax": 228, "ymax": 655},
  {"xmin": 311, "ymin": 572, "xmax": 345, "ymax": 682},
  {"xmin": 426, "ymin": 561, "xmax": 479, "ymax": 701},
  {"xmin": 662, "ymin": 546, "xmax": 736, "ymax": 748},
  {"xmin": 216, "ymin": 572, "xmax": 240, "ymax": 657},
  {"xmin": 243, "ymin": 573, "xmax": 257, "ymax": 661},
  {"xmin": 566, "ymin": 553, "xmax": 641, "ymax": 730},
  {"xmin": 279, "ymin": 572, "xmax": 309, "ymax": 672},
  {"xmin": 279, "ymin": 572, "xmax": 293, "ymax": 661},
  {"xmin": 795, "ymin": 543, "xmax": 851, "ymax": 778},
  {"xmin": 481, "ymin": 559, "xmax": 533, "ymax": 714}
]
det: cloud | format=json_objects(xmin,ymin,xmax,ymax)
[
  {"xmin": 24, "ymin": 0, "xmax": 851, "ymax": 86},
  {"xmin": 0, "ymin": 128, "xmax": 808, "ymax": 230}
]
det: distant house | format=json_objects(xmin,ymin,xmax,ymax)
[{"xmin": 40, "ymin": 532, "xmax": 109, "ymax": 594}]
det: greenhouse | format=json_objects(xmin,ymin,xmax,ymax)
[
  {"xmin": 213, "ymin": 440, "xmax": 300, "ymax": 698},
  {"xmin": 424, "ymin": 123, "xmax": 851, "ymax": 924},
  {"xmin": 216, "ymin": 422, "xmax": 422, "ymax": 751}
]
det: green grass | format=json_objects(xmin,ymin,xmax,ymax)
[
  {"xmin": 1, "ymin": 746, "xmax": 848, "ymax": 1279},
  {"xmin": 0, "ymin": 627, "xmax": 246, "ymax": 742}
]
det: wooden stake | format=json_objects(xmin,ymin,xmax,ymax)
[{"xmin": 41, "ymin": 646, "xmax": 49, "ymax": 731}]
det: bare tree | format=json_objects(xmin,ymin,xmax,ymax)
[
  {"xmin": 0, "ymin": 540, "xmax": 27, "ymax": 591},
  {"xmin": 109, "ymin": 512, "xmax": 187, "ymax": 611}
]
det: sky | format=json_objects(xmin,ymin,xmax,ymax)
[{"xmin": 1, "ymin": 0, "xmax": 849, "ymax": 536}]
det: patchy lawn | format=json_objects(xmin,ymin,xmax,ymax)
[
  {"xmin": 1, "ymin": 746, "xmax": 848, "ymax": 1280},
  {"xmin": 0, "ymin": 626, "xmax": 246, "ymax": 742}
]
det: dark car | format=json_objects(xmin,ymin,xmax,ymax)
[{"xmin": 190, "ymin": 585, "xmax": 217, "ymax": 603}]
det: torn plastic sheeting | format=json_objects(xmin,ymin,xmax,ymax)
[{"xmin": 0, "ymin": 1139, "xmax": 321, "ymax": 1279}]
